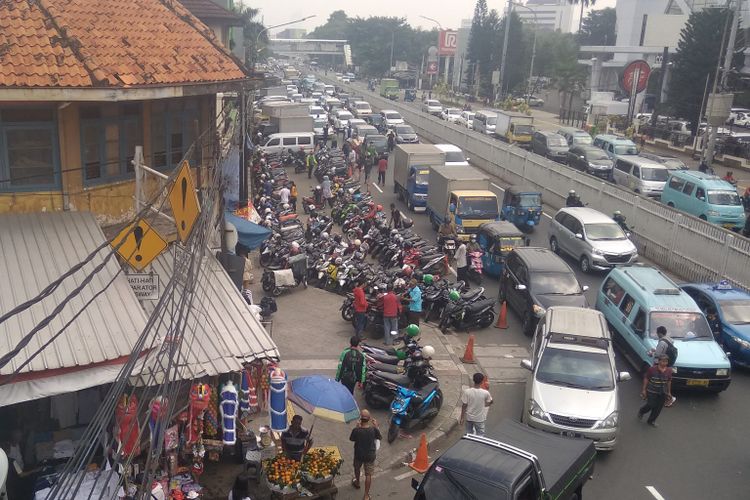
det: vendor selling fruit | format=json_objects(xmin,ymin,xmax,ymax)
[{"xmin": 281, "ymin": 415, "xmax": 313, "ymax": 461}]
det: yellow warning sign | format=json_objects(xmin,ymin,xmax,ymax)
[
  {"xmin": 168, "ymin": 160, "xmax": 201, "ymax": 244},
  {"xmin": 112, "ymin": 220, "xmax": 168, "ymax": 271}
]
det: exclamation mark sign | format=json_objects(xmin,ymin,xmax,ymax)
[
  {"xmin": 180, "ymin": 178, "xmax": 188, "ymax": 231},
  {"xmin": 133, "ymin": 225, "xmax": 144, "ymax": 262}
]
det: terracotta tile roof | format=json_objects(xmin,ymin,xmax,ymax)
[
  {"xmin": 178, "ymin": 0, "xmax": 243, "ymax": 23},
  {"xmin": 0, "ymin": 0, "xmax": 246, "ymax": 89}
]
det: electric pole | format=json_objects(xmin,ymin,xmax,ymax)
[{"xmin": 498, "ymin": 0, "xmax": 513, "ymax": 102}]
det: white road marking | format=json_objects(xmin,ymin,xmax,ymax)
[
  {"xmin": 646, "ymin": 486, "xmax": 666, "ymax": 500},
  {"xmin": 394, "ymin": 470, "xmax": 419, "ymax": 481},
  {"xmin": 371, "ymin": 182, "xmax": 383, "ymax": 193}
]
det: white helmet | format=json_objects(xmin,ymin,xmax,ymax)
[
  {"xmin": 348, "ymin": 188, "xmax": 355, "ymax": 194},
  {"xmin": 568, "ymin": 189, "xmax": 576, "ymax": 195},
  {"xmin": 422, "ymin": 345, "xmax": 435, "ymax": 359},
  {"xmin": 321, "ymin": 232, "xmax": 329, "ymax": 239},
  {"xmin": 264, "ymin": 207, "xmax": 272, "ymax": 214},
  {"xmin": 354, "ymin": 239, "xmax": 361, "ymax": 246},
  {"xmin": 291, "ymin": 241, "xmax": 300, "ymax": 250},
  {"xmin": 265, "ymin": 215, "xmax": 272, "ymax": 221},
  {"xmin": 309, "ymin": 204, "xmax": 316, "ymax": 211},
  {"xmin": 261, "ymin": 174, "xmax": 267, "ymax": 179},
  {"xmin": 283, "ymin": 203, "xmax": 290, "ymax": 210}
]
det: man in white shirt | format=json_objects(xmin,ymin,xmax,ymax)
[
  {"xmin": 460, "ymin": 372, "xmax": 493, "ymax": 436},
  {"xmin": 454, "ymin": 241, "xmax": 468, "ymax": 283},
  {"xmin": 279, "ymin": 185, "xmax": 291, "ymax": 205}
]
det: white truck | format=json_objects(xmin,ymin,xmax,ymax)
[
  {"xmin": 495, "ymin": 111, "xmax": 535, "ymax": 148},
  {"xmin": 390, "ymin": 144, "xmax": 445, "ymax": 212}
]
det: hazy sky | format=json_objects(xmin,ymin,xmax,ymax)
[{"xmin": 241, "ymin": 0, "xmax": 618, "ymax": 34}]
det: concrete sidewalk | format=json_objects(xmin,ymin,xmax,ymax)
[{"xmin": 250, "ymin": 286, "xmax": 468, "ymax": 492}]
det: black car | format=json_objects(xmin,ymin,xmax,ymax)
[
  {"xmin": 365, "ymin": 113, "xmax": 385, "ymax": 132},
  {"xmin": 363, "ymin": 134, "xmax": 389, "ymax": 157},
  {"xmin": 567, "ymin": 145, "xmax": 614, "ymax": 180},
  {"xmin": 531, "ymin": 131, "xmax": 568, "ymax": 163},
  {"xmin": 499, "ymin": 247, "xmax": 588, "ymax": 335}
]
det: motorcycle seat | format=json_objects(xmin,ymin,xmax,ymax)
[
  {"xmin": 368, "ymin": 352, "xmax": 400, "ymax": 365},
  {"xmin": 361, "ymin": 343, "xmax": 398, "ymax": 356},
  {"xmin": 465, "ymin": 298, "xmax": 495, "ymax": 314},
  {"xmin": 374, "ymin": 371, "xmax": 411, "ymax": 386},
  {"xmin": 369, "ymin": 362, "xmax": 402, "ymax": 374},
  {"xmin": 417, "ymin": 382, "xmax": 439, "ymax": 398},
  {"xmin": 461, "ymin": 288, "xmax": 483, "ymax": 302}
]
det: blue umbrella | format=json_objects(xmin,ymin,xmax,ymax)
[{"xmin": 288, "ymin": 375, "xmax": 360, "ymax": 423}]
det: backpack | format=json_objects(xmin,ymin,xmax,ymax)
[
  {"xmin": 665, "ymin": 341, "xmax": 678, "ymax": 367},
  {"xmin": 341, "ymin": 349, "xmax": 362, "ymax": 384}
]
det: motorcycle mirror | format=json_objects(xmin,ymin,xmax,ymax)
[
  {"xmin": 582, "ymin": 285, "xmax": 590, "ymax": 291},
  {"xmin": 515, "ymin": 284, "xmax": 527, "ymax": 291},
  {"xmin": 575, "ymin": 233, "xmax": 584, "ymax": 239},
  {"xmin": 617, "ymin": 371, "xmax": 632, "ymax": 382},
  {"xmin": 520, "ymin": 359, "xmax": 533, "ymax": 371}
]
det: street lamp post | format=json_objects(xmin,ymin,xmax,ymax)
[
  {"xmin": 253, "ymin": 15, "xmax": 316, "ymax": 70},
  {"xmin": 420, "ymin": 15, "xmax": 448, "ymax": 84},
  {"xmin": 509, "ymin": 2, "xmax": 539, "ymax": 104}
]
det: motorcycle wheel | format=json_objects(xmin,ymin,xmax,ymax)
[
  {"xmin": 364, "ymin": 388, "xmax": 391, "ymax": 410},
  {"xmin": 478, "ymin": 311, "xmax": 495, "ymax": 329},
  {"xmin": 341, "ymin": 305, "xmax": 354, "ymax": 322},
  {"xmin": 259, "ymin": 253, "xmax": 272, "ymax": 267},
  {"xmin": 272, "ymin": 287, "xmax": 283, "ymax": 297},
  {"xmin": 387, "ymin": 418, "xmax": 400, "ymax": 443},
  {"xmin": 261, "ymin": 276, "xmax": 273, "ymax": 292}
]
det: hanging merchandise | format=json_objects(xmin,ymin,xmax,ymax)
[
  {"xmin": 191, "ymin": 443, "xmax": 205, "ymax": 477},
  {"xmin": 187, "ymin": 383, "xmax": 211, "ymax": 444},
  {"xmin": 204, "ymin": 384, "xmax": 219, "ymax": 438},
  {"xmin": 269, "ymin": 366, "xmax": 288, "ymax": 432},
  {"xmin": 240, "ymin": 370, "xmax": 251, "ymax": 413},
  {"xmin": 115, "ymin": 394, "xmax": 140, "ymax": 456},
  {"xmin": 220, "ymin": 380, "xmax": 239, "ymax": 446},
  {"xmin": 149, "ymin": 396, "xmax": 169, "ymax": 449}
]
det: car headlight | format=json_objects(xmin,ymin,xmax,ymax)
[
  {"xmin": 716, "ymin": 368, "xmax": 729, "ymax": 376},
  {"xmin": 528, "ymin": 399, "xmax": 550, "ymax": 422},
  {"xmin": 735, "ymin": 337, "xmax": 750, "ymax": 349},
  {"xmin": 532, "ymin": 304, "xmax": 546, "ymax": 317},
  {"xmin": 595, "ymin": 411, "xmax": 619, "ymax": 429},
  {"xmin": 707, "ymin": 210, "xmax": 720, "ymax": 217},
  {"xmin": 591, "ymin": 248, "xmax": 604, "ymax": 256}
]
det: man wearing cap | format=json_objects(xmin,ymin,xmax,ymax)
[{"xmin": 350, "ymin": 409, "xmax": 382, "ymax": 498}]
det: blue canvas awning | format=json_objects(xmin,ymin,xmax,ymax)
[{"xmin": 225, "ymin": 212, "xmax": 271, "ymax": 250}]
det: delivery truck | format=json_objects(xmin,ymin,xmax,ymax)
[
  {"xmin": 391, "ymin": 144, "xmax": 446, "ymax": 212},
  {"xmin": 262, "ymin": 102, "xmax": 314, "ymax": 133},
  {"xmin": 495, "ymin": 110, "xmax": 535, "ymax": 148},
  {"xmin": 379, "ymin": 78, "xmax": 400, "ymax": 100},
  {"xmin": 426, "ymin": 165, "xmax": 500, "ymax": 239}
]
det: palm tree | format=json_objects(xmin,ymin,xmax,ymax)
[
  {"xmin": 234, "ymin": 4, "xmax": 266, "ymax": 66},
  {"xmin": 569, "ymin": 0, "xmax": 597, "ymax": 31}
]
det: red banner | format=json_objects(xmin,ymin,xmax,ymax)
[
  {"xmin": 426, "ymin": 61, "xmax": 438, "ymax": 75},
  {"xmin": 438, "ymin": 30, "xmax": 458, "ymax": 56}
]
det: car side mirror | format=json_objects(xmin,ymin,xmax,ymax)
[
  {"xmin": 617, "ymin": 371, "xmax": 632, "ymax": 382},
  {"xmin": 699, "ymin": 196, "xmax": 705, "ymax": 201},
  {"xmin": 515, "ymin": 284, "xmax": 527, "ymax": 291},
  {"xmin": 520, "ymin": 359, "xmax": 533, "ymax": 371},
  {"xmin": 411, "ymin": 478, "xmax": 419, "ymax": 490},
  {"xmin": 575, "ymin": 233, "xmax": 584, "ymax": 239},
  {"xmin": 583, "ymin": 285, "xmax": 590, "ymax": 291},
  {"xmin": 466, "ymin": 157, "xmax": 471, "ymax": 162},
  {"xmin": 580, "ymin": 155, "xmax": 585, "ymax": 159}
]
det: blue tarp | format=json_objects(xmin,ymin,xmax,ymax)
[{"xmin": 225, "ymin": 212, "xmax": 271, "ymax": 250}]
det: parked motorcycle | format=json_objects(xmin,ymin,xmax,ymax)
[
  {"xmin": 364, "ymin": 358, "xmax": 435, "ymax": 410},
  {"xmin": 387, "ymin": 376, "xmax": 442, "ymax": 443},
  {"xmin": 439, "ymin": 296, "xmax": 496, "ymax": 333},
  {"xmin": 261, "ymin": 254, "xmax": 308, "ymax": 296}
]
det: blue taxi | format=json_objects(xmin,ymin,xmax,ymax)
[{"xmin": 681, "ymin": 281, "xmax": 750, "ymax": 368}]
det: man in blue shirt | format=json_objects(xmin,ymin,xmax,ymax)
[{"xmin": 406, "ymin": 278, "xmax": 422, "ymax": 326}]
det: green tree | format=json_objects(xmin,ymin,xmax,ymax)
[
  {"xmin": 577, "ymin": 8, "xmax": 616, "ymax": 46},
  {"xmin": 234, "ymin": 4, "xmax": 266, "ymax": 66},
  {"xmin": 308, "ymin": 10, "xmax": 350, "ymax": 40},
  {"xmin": 668, "ymin": 8, "xmax": 744, "ymax": 130},
  {"xmin": 550, "ymin": 35, "xmax": 587, "ymax": 112}
]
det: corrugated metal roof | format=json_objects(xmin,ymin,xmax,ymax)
[
  {"xmin": 134, "ymin": 247, "xmax": 279, "ymax": 384},
  {"xmin": 0, "ymin": 212, "xmax": 148, "ymax": 377}
]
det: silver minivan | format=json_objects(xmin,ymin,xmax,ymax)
[
  {"xmin": 612, "ymin": 156, "xmax": 669, "ymax": 197},
  {"xmin": 473, "ymin": 110, "xmax": 498, "ymax": 135},
  {"xmin": 548, "ymin": 207, "xmax": 637, "ymax": 273},
  {"xmin": 521, "ymin": 306, "xmax": 630, "ymax": 451}
]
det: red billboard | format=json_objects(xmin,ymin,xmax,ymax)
[
  {"xmin": 426, "ymin": 61, "xmax": 438, "ymax": 75},
  {"xmin": 438, "ymin": 30, "xmax": 458, "ymax": 56}
]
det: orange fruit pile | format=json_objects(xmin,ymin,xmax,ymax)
[
  {"xmin": 301, "ymin": 449, "xmax": 343, "ymax": 479},
  {"xmin": 264, "ymin": 455, "xmax": 300, "ymax": 488}
]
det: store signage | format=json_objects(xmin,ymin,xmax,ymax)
[{"xmin": 127, "ymin": 273, "xmax": 160, "ymax": 300}]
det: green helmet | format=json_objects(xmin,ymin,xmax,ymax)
[
  {"xmin": 423, "ymin": 274, "xmax": 434, "ymax": 285},
  {"xmin": 396, "ymin": 349, "xmax": 407, "ymax": 361},
  {"xmin": 449, "ymin": 290, "xmax": 460, "ymax": 301},
  {"xmin": 406, "ymin": 324, "xmax": 420, "ymax": 337}
]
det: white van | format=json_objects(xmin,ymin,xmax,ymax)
[
  {"xmin": 260, "ymin": 132, "xmax": 315, "ymax": 155},
  {"xmin": 434, "ymin": 144, "xmax": 470, "ymax": 166},
  {"xmin": 612, "ymin": 156, "xmax": 669, "ymax": 198},
  {"xmin": 473, "ymin": 110, "xmax": 498, "ymax": 135}
]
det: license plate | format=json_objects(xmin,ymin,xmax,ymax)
[
  {"xmin": 562, "ymin": 431, "xmax": 580, "ymax": 438},
  {"xmin": 687, "ymin": 379, "xmax": 709, "ymax": 387},
  {"xmin": 722, "ymin": 223, "xmax": 735, "ymax": 229}
]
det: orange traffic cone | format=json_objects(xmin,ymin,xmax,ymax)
[
  {"xmin": 460, "ymin": 334, "xmax": 477, "ymax": 364},
  {"xmin": 495, "ymin": 301, "xmax": 508, "ymax": 329},
  {"xmin": 409, "ymin": 433, "xmax": 430, "ymax": 473}
]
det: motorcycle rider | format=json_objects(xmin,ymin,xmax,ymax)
[
  {"xmin": 565, "ymin": 190, "xmax": 583, "ymax": 207},
  {"xmin": 306, "ymin": 150, "xmax": 318, "ymax": 179},
  {"xmin": 613, "ymin": 210, "xmax": 630, "ymax": 232},
  {"xmin": 723, "ymin": 170, "xmax": 737, "ymax": 186}
]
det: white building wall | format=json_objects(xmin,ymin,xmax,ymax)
[{"xmin": 516, "ymin": 0, "xmax": 576, "ymax": 33}]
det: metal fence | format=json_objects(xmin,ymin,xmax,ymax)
[{"xmin": 335, "ymin": 79, "xmax": 750, "ymax": 291}]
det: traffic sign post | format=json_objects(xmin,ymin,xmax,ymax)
[
  {"xmin": 621, "ymin": 60, "xmax": 651, "ymax": 123},
  {"xmin": 112, "ymin": 219, "xmax": 168, "ymax": 272},
  {"xmin": 168, "ymin": 160, "xmax": 201, "ymax": 244}
]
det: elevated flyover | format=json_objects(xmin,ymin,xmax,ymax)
[{"xmin": 268, "ymin": 38, "xmax": 352, "ymax": 66}]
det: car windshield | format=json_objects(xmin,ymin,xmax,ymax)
[
  {"xmin": 649, "ymin": 312, "xmax": 712, "ymax": 340},
  {"xmin": 447, "ymin": 109, "xmax": 460, "ymax": 115},
  {"xmin": 530, "ymin": 272, "xmax": 581, "ymax": 295},
  {"xmin": 547, "ymin": 136, "xmax": 568, "ymax": 147},
  {"xmin": 427, "ymin": 100, "xmax": 441, "ymax": 106},
  {"xmin": 718, "ymin": 299, "xmax": 750, "ymax": 325},
  {"xmin": 395, "ymin": 125, "xmax": 414, "ymax": 134},
  {"xmin": 615, "ymin": 145, "xmax": 639, "ymax": 155},
  {"xmin": 368, "ymin": 136, "xmax": 387, "ymax": 146},
  {"xmin": 338, "ymin": 112, "xmax": 353, "ymax": 120},
  {"xmin": 641, "ymin": 167, "xmax": 669, "ymax": 181},
  {"xmin": 415, "ymin": 170, "xmax": 430, "ymax": 185},
  {"xmin": 707, "ymin": 190, "xmax": 741, "ymax": 205},
  {"xmin": 574, "ymin": 135, "xmax": 593, "ymax": 145},
  {"xmin": 519, "ymin": 194, "xmax": 541, "ymax": 207},
  {"xmin": 584, "ymin": 223, "xmax": 626, "ymax": 240},
  {"xmin": 313, "ymin": 119, "xmax": 326, "ymax": 127},
  {"xmin": 457, "ymin": 196, "xmax": 498, "ymax": 218},
  {"xmin": 445, "ymin": 151, "xmax": 467, "ymax": 163},
  {"xmin": 515, "ymin": 124, "xmax": 534, "ymax": 135},
  {"xmin": 497, "ymin": 237, "xmax": 524, "ymax": 252},
  {"xmin": 536, "ymin": 347, "xmax": 614, "ymax": 391},
  {"xmin": 587, "ymin": 151, "xmax": 609, "ymax": 161},
  {"xmin": 421, "ymin": 466, "xmax": 502, "ymax": 500},
  {"xmin": 355, "ymin": 103, "xmax": 370, "ymax": 109},
  {"xmin": 385, "ymin": 112, "xmax": 402, "ymax": 120}
]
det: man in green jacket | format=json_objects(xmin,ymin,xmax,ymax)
[{"xmin": 335, "ymin": 336, "xmax": 366, "ymax": 394}]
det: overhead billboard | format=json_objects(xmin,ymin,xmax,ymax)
[{"xmin": 438, "ymin": 30, "xmax": 458, "ymax": 56}]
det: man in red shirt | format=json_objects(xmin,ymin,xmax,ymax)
[
  {"xmin": 381, "ymin": 284, "xmax": 401, "ymax": 345},
  {"xmin": 377, "ymin": 156, "xmax": 388, "ymax": 187},
  {"xmin": 353, "ymin": 278, "xmax": 368, "ymax": 338}
]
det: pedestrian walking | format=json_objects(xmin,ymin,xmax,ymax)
[
  {"xmin": 649, "ymin": 325, "xmax": 678, "ymax": 367},
  {"xmin": 387, "ymin": 130, "xmax": 395, "ymax": 152},
  {"xmin": 381, "ymin": 284, "xmax": 401, "ymax": 345},
  {"xmin": 460, "ymin": 372, "xmax": 493, "ymax": 435},
  {"xmin": 306, "ymin": 151, "xmax": 318, "ymax": 179},
  {"xmin": 349, "ymin": 148, "xmax": 358, "ymax": 179},
  {"xmin": 455, "ymin": 240, "xmax": 468, "ymax": 283},
  {"xmin": 290, "ymin": 182, "xmax": 298, "ymax": 212},
  {"xmin": 322, "ymin": 124, "xmax": 329, "ymax": 146},
  {"xmin": 406, "ymin": 279, "xmax": 422, "ymax": 326},
  {"xmin": 350, "ymin": 409, "xmax": 381, "ymax": 499},
  {"xmin": 335, "ymin": 336, "xmax": 366, "ymax": 394},
  {"xmin": 322, "ymin": 175, "xmax": 334, "ymax": 207},
  {"xmin": 377, "ymin": 156, "xmax": 388, "ymax": 187},
  {"xmin": 279, "ymin": 184, "xmax": 290, "ymax": 206},
  {"xmin": 389, "ymin": 203, "xmax": 402, "ymax": 229},
  {"xmin": 353, "ymin": 279, "xmax": 368, "ymax": 337},
  {"xmin": 638, "ymin": 355, "xmax": 673, "ymax": 427}
]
